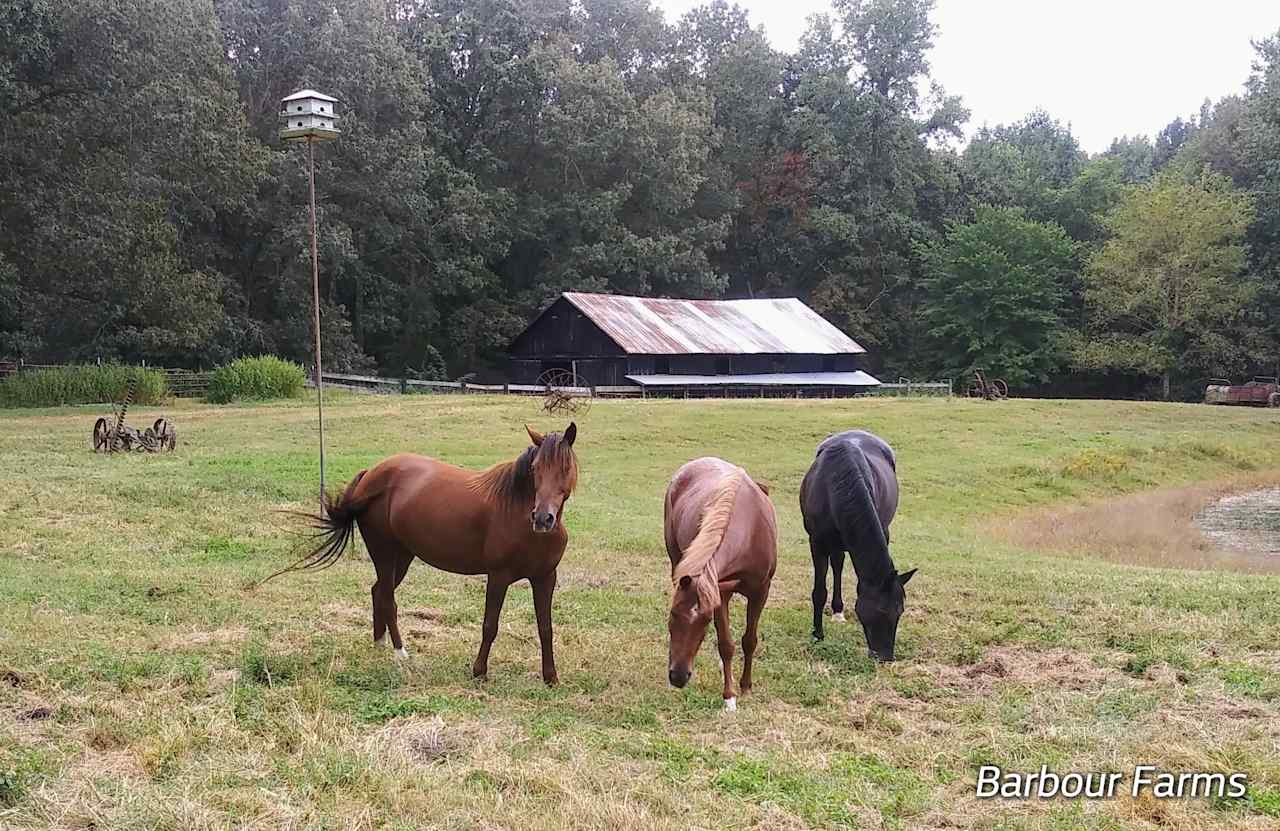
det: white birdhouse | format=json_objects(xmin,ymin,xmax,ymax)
[{"xmin": 280, "ymin": 89, "xmax": 340, "ymax": 142}]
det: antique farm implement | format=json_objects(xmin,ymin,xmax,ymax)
[
  {"xmin": 1203, "ymin": 377, "xmax": 1280, "ymax": 408},
  {"xmin": 537, "ymin": 368, "xmax": 593, "ymax": 417},
  {"xmin": 92, "ymin": 374, "xmax": 176, "ymax": 453},
  {"xmin": 966, "ymin": 369, "xmax": 1008, "ymax": 401}
]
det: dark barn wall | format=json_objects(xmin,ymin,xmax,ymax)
[
  {"xmin": 510, "ymin": 356, "xmax": 630, "ymax": 386},
  {"xmin": 508, "ymin": 298, "xmax": 630, "ymax": 384},
  {"xmin": 509, "ymin": 298, "xmax": 623, "ymax": 359}
]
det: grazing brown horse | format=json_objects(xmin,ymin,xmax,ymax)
[
  {"xmin": 264, "ymin": 423, "xmax": 578, "ymax": 684},
  {"xmin": 664, "ymin": 457, "xmax": 777, "ymax": 710}
]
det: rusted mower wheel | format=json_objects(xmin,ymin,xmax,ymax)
[
  {"xmin": 153, "ymin": 418, "xmax": 176, "ymax": 450},
  {"xmin": 93, "ymin": 417, "xmax": 110, "ymax": 452},
  {"xmin": 991, "ymin": 379, "xmax": 1009, "ymax": 399}
]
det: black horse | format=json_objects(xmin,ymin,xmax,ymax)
[{"xmin": 800, "ymin": 430, "xmax": 916, "ymax": 661}]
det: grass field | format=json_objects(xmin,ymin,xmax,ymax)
[{"xmin": 1, "ymin": 394, "xmax": 1279, "ymax": 830}]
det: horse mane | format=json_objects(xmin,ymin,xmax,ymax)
[
  {"xmin": 470, "ymin": 432, "xmax": 578, "ymax": 507},
  {"xmin": 823, "ymin": 441, "xmax": 893, "ymax": 582},
  {"xmin": 672, "ymin": 471, "xmax": 744, "ymax": 611}
]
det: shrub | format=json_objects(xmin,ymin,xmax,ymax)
[
  {"xmin": 207, "ymin": 356, "xmax": 305, "ymax": 403},
  {"xmin": 0, "ymin": 365, "xmax": 167, "ymax": 408}
]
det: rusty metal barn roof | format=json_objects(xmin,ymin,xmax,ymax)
[{"xmin": 562, "ymin": 292, "xmax": 866, "ymax": 355}]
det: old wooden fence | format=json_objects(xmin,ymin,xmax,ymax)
[{"xmin": 0, "ymin": 360, "xmax": 212, "ymax": 398}]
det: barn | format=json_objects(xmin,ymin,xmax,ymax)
[{"xmin": 507, "ymin": 292, "xmax": 880, "ymax": 394}]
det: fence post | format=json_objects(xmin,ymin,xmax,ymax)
[{"xmin": 400, "ymin": 377, "xmax": 407, "ymax": 395}]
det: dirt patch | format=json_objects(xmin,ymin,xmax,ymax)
[
  {"xmin": 933, "ymin": 646, "xmax": 1119, "ymax": 693},
  {"xmin": 1196, "ymin": 487, "xmax": 1280, "ymax": 554},
  {"xmin": 363, "ymin": 715, "xmax": 513, "ymax": 769},
  {"xmin": 17, "ymin": 705, "xmax": 54, "ymax": 721},
  {"xmin": 999, "ymin": 473, "xmax": 1280, "ymax": 574},
  {"xmin": 163, "ymin": 626, "xmax": 248, "ymax": 649}
]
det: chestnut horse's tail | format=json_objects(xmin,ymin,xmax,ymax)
[{"xmin": 256, "ymin": 471, "xmax": 370, "ymax": 587}]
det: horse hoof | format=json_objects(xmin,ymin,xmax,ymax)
[
  {"xmin": 812, "ymin": 631, "xmax": 824, "ymax": 641},
  {"xmin": 831, "ymin": 612, "xmax": 846, "ymax": 623},
  {"xmin": 723, "ymin": 697, "xmax": 737, "ymax": 712},
  {"xmin": 394, "ymin": 647, "xmax": 408, "ymax": 659}
]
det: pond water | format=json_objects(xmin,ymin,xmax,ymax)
[{"xmin": 1194, "ymin": 488, "xmax": 1280, "ymax": 555}]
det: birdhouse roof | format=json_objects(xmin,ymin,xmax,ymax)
[{"xmin": 282, "ymin": 89, "xmax": 338, "ymax": 103}]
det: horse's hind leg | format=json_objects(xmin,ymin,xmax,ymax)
[
  {"xmin": 829, "ymin": 551, "xmax": 847, "ymax": 622},
  {"xmin": 370, "ymin": 545, "xmax": 413, "ymax": 658},
  {"xmin": 809, "ymin": 538, "xmax": 829, "ymax": 640},
  {"xmin": 740, "ymin": 584, "xmax": 768, "ymax": 696}
]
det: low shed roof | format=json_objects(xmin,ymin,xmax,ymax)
[
  {"xmin": 625, "ymin": 371, "xmax": 881, "ymax": 387},
  {"xmin": 561, "ymin": 292, "xmax": 866, "ymax": 355}
]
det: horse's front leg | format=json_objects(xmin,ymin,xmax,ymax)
[
  {"xmin": 713, "ymin": 594, "xmax": 737, "ymax": 710},
  {"xmin": 740, "ymin": 584, "xmax": 768, "ymax": 695},
  {"xmin": 472, "ymin": 572, "xmax": 512, "ymax": 679},
  {"xmin": 531, "ymin": 569, "xmax": 558, "ymax": 686}
]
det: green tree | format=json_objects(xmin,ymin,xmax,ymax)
[
  {"xmin": 1074, "ymin": 172, "xmax": 1256, "ymax": 399},
  {"xmin": 918, "ymin": 206, "xmax": 1074, "ymax": 387}
]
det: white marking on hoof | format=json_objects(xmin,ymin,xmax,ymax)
[
  {"xmin": 723, "ymin": 697, "xmax": 737, "ymax": 712},
  {"xmin": 394, "ymin": 647, "xmax": 408, "ymax": 659},
  {"xmin": 374, "ymin": 636, "xmax": 386, "ymax": 646},
  {"xmin": 831, "ymin": 612, "xmax": 846, "ymax": 623}
]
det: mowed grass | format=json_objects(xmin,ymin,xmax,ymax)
[{"xmin": 1, "ymin": 394, "xmax": 1279, "ymax": 830}]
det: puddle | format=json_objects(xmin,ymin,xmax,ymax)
[{"xmin": 1194, "ymin": 488, "xmax": 1280, "ymax": 555}]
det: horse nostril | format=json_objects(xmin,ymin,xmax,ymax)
[{"xmin": 668, "ymin": 668, "xmax": 689, "ymax": 688}]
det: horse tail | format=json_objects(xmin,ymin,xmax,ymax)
[
  {"xmin": 672, "ymin": 471, "xmax": 744, "ymax": 606},
  {"xmin": 829, "ymin": 444, "xmax": 889, "ymax": 559},
  {"xmin": 256, "ymin": 471, "xmax": 370, "ymax": 588}
]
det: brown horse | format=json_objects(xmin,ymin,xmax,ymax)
[
  {"xmin": 263, "ymin": 423, "xmax": 578, "ymax": 684},
  {"xmin": 664, "ymin": 457, "xmax": 777, "ymax": 710}
]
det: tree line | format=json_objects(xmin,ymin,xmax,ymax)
[{"xmin": 2, "ymin": 0, "xmax": 1278, "ymax": 399}]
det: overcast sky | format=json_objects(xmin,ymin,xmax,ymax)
[{"xmin": 653, "ymin": 0, "xmax": 1279, "ymax": 153}]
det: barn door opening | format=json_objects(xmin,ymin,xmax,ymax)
[{"xmin": 540, "ymin": 360, "xmax": 577, "ymax": 385}]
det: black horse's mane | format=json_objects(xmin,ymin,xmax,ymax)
[{"xmin": 818, "ymin": 440, "xmax": 895, "ymax": 583}]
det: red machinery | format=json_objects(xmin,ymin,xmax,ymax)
[{"xmin": 1204, "ymin": 377, "xmax": 1280, "ymax": 407}]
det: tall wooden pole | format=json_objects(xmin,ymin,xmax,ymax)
[{"xmin": 308, "ymin": 136, "xmax": 326, "ymax": 506}]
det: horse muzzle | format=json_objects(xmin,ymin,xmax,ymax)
[
  {"xmin": 668, "ymin": 667, "xmax": 691, "ymax": 688},
  {"xmin": 531, "ymin": 510, "xmax": 557, "ymax": 533}
]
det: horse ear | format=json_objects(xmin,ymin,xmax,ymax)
[
  {"xmin": 678, "ymin": 575, "xmax": 692, "ymax": 590},
  {"xmin": 563, "ymin": 421, "xmax": 577, "ymax": 446},
  {"xmin": 898, "ymin": 568, "xmax": 917, "ymax": 586},
  {"xmin": 525, "ymin": 425, "xmax": 545, "ymax": 446}
]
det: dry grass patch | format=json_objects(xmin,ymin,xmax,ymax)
[{"xmin": 1000, "ymin": 473, "xmax": 1280, "ymax": 573}]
